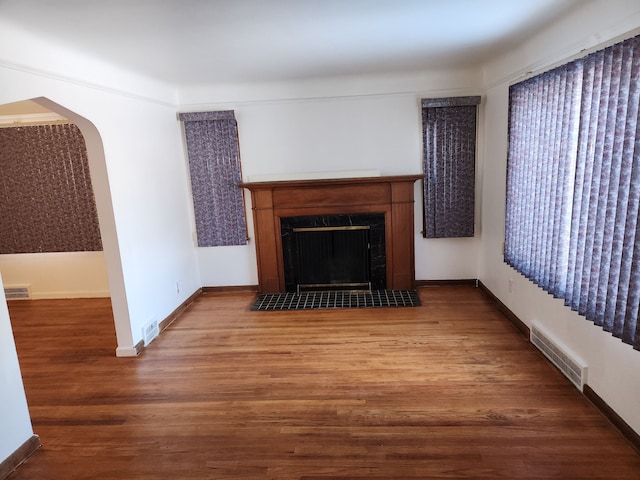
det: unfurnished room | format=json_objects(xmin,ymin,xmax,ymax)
[{"xmin": 0, "ymin": 1, "xmax": 639, "ymax": 478}]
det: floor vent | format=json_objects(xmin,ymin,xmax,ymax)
[
  {"xmin": 531, "ymin": 322, "xmax": 588, "ymax": 391},
  {"xmin": 4, "ymin": 286, "xmax": 31, "ymax": 300},
  {"xmin": 142, "ymin": 319, "xmax": 159, "ymax": 347}
]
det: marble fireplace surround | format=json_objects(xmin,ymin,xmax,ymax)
[
  {"xmin": 280, "ymin": 212, "xmax": 387, "ymax": 292},
  {"xmin": 241, "ymin": 174, "xmax": 423, "ymax": 293}
]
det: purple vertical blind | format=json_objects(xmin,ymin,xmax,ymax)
[
  {"xmin": 506, "ymin": 64, "xmax": 582, "ymax": 296},
  {"xmin": 422, "ymin": 96, "xmax": 480, "ymax": 238},
  {"xmin": 505, "ymin": 34, "xmax": 640, "ymax": 350},
  {"xmin": 179, "ymin": 111, "xmax": 247, "ymax": 247}
]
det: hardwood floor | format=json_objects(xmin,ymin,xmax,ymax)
[{"xmin": 7, "ymin": 286, "xmax": 640, "ymax": 479}]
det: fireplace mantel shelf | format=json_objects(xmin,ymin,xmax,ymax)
[
  {"xmin": 241, "ymin": 174, "xmax": 423, "ymax": 293},
  {"xmin": 240, "ymin": 174, "xmax": 423, "ymax": 190}
]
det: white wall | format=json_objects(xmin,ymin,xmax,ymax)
[
  {"xmin": 0, "ymin": 18, "xmax": 202, "ymax": 354},
  {"xmin": 0, "ymin": 273, "xmax": 34, "ymax": 465},
  {"xmin": 0, "ymin": 18, "xmax": 204, "ymax": 467},
  {"xmin": 181, "ymin": 68, "xmax": 484, "ymax": 285},
  {"xmin": 0, "ymin": 252, "xmax": 109, "ymax": 299},
  {"xmin": 479, "ymin": 1, "xmax": 640, "ymax": 435}
]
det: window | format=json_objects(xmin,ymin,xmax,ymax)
[
  {"xmin": 422, "ymin": 96, "xmax": 480, "ymax": 238},
  {"xmin": 179, "ymin": 111, "xmax": 247, "ymax": 247},
  {"xmin": 505, "ymin": 34, "xmax": 640, "ymax": 350}
]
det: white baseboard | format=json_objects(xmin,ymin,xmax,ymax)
[
  {"xmin": 115, "ymin": 346, "xmax": 138, "ymax": 357},
  {"xmin": 30, "ymin": 290, "xmax": 110, "ymax": 300}
]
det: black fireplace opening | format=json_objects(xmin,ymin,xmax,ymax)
[{"xmin": 281, "ymin": 213, "xmax": 386, "ymax": 292}]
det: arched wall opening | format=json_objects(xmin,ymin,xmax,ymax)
[{"xmin": 0, "ymin": 97, "xmax": 132, "ymax": 353}]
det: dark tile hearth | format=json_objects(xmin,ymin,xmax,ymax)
[{"xmin": 250, "ymin": 290, "xmax": 420, "ymax": 311}]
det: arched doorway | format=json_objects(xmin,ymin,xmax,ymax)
[{"xmin": 0, "ymin": 97, "xmax": 132, "ymax": 353}]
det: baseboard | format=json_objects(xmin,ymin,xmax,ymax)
[
  {"xmin": 30, "ymin": 290, "xmax": 111, "ymax": 299},
  {"xmin": 125, "ymin": 288, "xmax": 203, "ymax": 357},
  {"xmin": 127, "ymin": 287, "xmax": 256, "ymax": 356},
  {"xmin": 7, "ymin": 290, "xmax": 112, "ymax": 301},
  {"xmin": 583, "ymin": 384, "xmax": 640, "ymax": 455},
  {"xmin": 115, "ymin": 345, "xmax": 140, "ymax": 357},
  {"xmin": 202, "ymin": 285, "xmax": 259, "ymax": 293},
  {"xmin": 0, "ymin": 435, "xmax": 41, "ymax": 480},
  {"xmin": 478, "ymin": 279, "xmax": 640, "ymax": 453},
  {"xmin": 416, "ymin": 279, "xmax": 477, "ymax": 287},
  {"xmin": 159, "ymin": 288, "xmax": 202, "ymax": 333},
  {"xmin": 476, "ymin": 280, "xmax": 530, "ymax": 338}
]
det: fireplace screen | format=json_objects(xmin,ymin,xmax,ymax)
[
  {"xmin": 292, "ymin": 226, "xmax": 370, "ymax": 292},
  {"xmin": 281, "ymin": 213, "xmax": 386, "ymax": 293}
]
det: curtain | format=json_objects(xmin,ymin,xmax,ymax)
[
  {"xmin": 179, "ymin": 111, "xmax": 247, "ymax": 247},
  {"xmin": 505, "ymin": 34, "xmax": 640, "ymax": 350},
  {"xmin": 422, "ymin": 96, "xmax": 480, "ymax": 238}
]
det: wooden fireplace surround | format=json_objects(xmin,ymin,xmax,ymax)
[{"xmin": 241, "ymin": 174, "xmax": 423, "ymax": 293}]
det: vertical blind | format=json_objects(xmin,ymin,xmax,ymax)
[
  {"xmin": 179, "ymin": 111, "xmax": 247, "ymax": 247},
  {"xmin": 0, "ymin": 123, "xmax": 102, "ymax": 253},
  {"xmin": 505, "ymin": 34, "xmax": 640, "ymax": 350},
  {"xmin": 422, "ymin": 96, "xmax": 480, "ymax": 238}
]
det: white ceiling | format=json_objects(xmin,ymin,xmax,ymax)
[{"xmin": 0, "ymin": 0, "xmax": 582, "ymax": 87}]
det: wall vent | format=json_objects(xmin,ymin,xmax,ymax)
[
  {"xmin": 531, "ymin": 322, "xmax": 588, "ymax": 391},
  {"xmin": 142, "ymin": 319, "xmax": 159, "ymax": 347},
  {"xmin": 4, "ymin": 286, "xmax": 31, "ymax": 300}
]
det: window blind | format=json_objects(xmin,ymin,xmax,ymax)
[
  {"xmin": 0, "ymin": 123, "xmax": 102, "ymax": 253},
  {"xmin": 505, "ymin": 34, "xmax": 640, "ymax": 350},
  {"xmin": 179, "ymin": 111, "xmax": 247, "ymax": 247},
  {"xmin": 422, "ymin": 96, "xmax": 480, "ymax": 238}
]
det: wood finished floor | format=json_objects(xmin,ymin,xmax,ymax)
[{"xmin": 7, "ymin": 286, "xmax": 640, "ymax": 479}]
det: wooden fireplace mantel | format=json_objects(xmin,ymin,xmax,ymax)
[{"xmin": 241, "ymin": 174, "xmax": 423, "ymax": 293}]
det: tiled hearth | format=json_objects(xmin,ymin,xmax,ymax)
[{"xmin": 250, "ymin": 289, "xmax": 420, "ymax": 311}]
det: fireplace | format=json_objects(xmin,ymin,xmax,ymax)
[
  {"xmin": 241, "ymin": 174, "xmax": 422, "ymax": 293},
  {"xmin": 281, "ymin": 213, "xmax": 386, "ymax": 292}
]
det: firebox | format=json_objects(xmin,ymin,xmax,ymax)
[{"xmin": 280, "ymin": 213, "xmax": 386, "ymax": 293}]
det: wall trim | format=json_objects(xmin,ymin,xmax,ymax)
[
  {"xmin": 30, "ymin": 290, "xmax": 111, "ymax": 300},
  {"xmin": 477, "ymin": 279, "xmax": 640, "ymax": 453},
  {"xmin": 0, "ymin": 435, "xmax": 41, "ymax": 480},
  {"xmin": 158, "ymin": 288, "xmax": 202, "ymax": 333},
  {"xmin": 476, "ymin": 280, "xmax": 530, "ymax": 338},
  {"xmin": 583, "ymin": 384, "xmax": 640, "ymax": 455},
  {"xmin": 416, "ymin": 279, "xmax": 476, "ymax": 287},
  {"xmin": 0, "ymin": 59, "xmax": 176, "ymax": 108},
  {"xmin": 0, "ymin": 112, "xmax": 68, "ymax": 127},
  {"xmin": 202, "ymin": 285, "xmax": 259, "ymax": 294},
  {"xmin": 126, "ymin": 288, "xmax": 204, "ymax": 357},
  {"xmin": 115, "ymin": 345, "xmax": 139, "ymax": 357}
]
